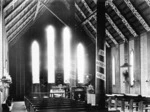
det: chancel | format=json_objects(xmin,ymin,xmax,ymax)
[{"xmin": 1, "ymin": 0, "xmax": 150, "ymax": 112}]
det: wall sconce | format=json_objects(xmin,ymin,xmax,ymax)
[{"xmin": 121, "ymin": 60, "xmax": 131, "ymax": 84}]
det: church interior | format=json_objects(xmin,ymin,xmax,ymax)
[{"xmin": 1, "ymin": 0, "xmax": 150, "ymax": 112}]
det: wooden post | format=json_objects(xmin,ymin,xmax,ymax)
[{"xmin": 95, "ymin": 1, "xmax": 107, "ymax": 110}]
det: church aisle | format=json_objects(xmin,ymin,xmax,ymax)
[{"xmin": 11, "ymin": 101, "xmax": 27, "ymax": 112}]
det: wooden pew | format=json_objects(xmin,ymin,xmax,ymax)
[
  {"xmin": 106, "ymin": 93, "xmax": 143, "ymax": 112},
  {"xmin": 24, "ymin": 95, "xmax": 91, "ymax": 112}
]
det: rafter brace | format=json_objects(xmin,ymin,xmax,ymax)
[
  {"xmin": 105, "ymin": 41, "xmax": 110, "ymax": 47},
  {"xmin": 82, "ymin": 12, "xmax": 96, "ymax": 25},
  {"xmin": 106, "ymin": 1, "xmax": 137, "ymax": 37},
  {"xmin": 124, "ymin": 0, "xmax": 150, "ymax": 31},
  {"xmin": 105, "ymin": 13, "xmax": 126, "ymax": 41},
  {"xmin": 6, "ymin": 0, "xmax": 36, "ymax": 30},
  {"xmin": 34, "ymin": 0, "xmax": 40, "ymax": 20},
  {"xmin": 75, "ymin": 3, "xmax": 86, "ymax": 19},
  {"xmin": 106, "ymin": 29, "xmax": 118, "ymax": 45}
]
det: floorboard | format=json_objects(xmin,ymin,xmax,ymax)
[{"xmin": 11, "ymin": 101, "xmax": 27, "ymax": 112}]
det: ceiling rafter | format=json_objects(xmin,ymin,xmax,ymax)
[
  {"xmin": 106, "ymin": 29, "xmax": 118, "ymax": 45},
  {"xmin": 82, "ymin": 12, "xmax": 96, "ymax": 25},
  {"xmin": 34, "ymin": 0, "xmax": 40, "ymax": 20},
  {"xmin": 106, "ymin": 0, "xmax": 138, "ymax": 37},
  {"xmin": 83, "ymin": 25, "xmax": 96, "ymax": 43},
  {"xmin": 75, "ymin": 3, "xmax": 86, "ymax": 19},
  {"xmin": 4, "ymin": 0, "xmax": 18, "ymax": 12},
  {"xmin": 7, "ymin": 2, "xmax": 37, "ymax": 37},
  {"xmin": 8, "ymin": 11, "xmax": 35, "ymax": 42},
  {"xmin": 81, "ymin": 0, "xmax": 93, "ymax": 14},
  {"xmin": 124, "ymin": 0, "xmax": 150, "ymax": 31},
  {"xmin": 105, "ymin": 13, "xmax": 126, "ymax": 41},
  {"xmin": 9, "ymin": 0, "xmax": 48, "ymax": 44},
  {"xmin": 6, "ymin": 0, "xmax": 36, "ymax": 30},
  {"xmin": 5, "ymin": 0, "xmax": 28, "ymax": 23}
]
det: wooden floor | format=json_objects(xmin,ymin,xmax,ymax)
[{"xmin": 11, "ymin": 101, "xmax": 27, "ymax": 112}]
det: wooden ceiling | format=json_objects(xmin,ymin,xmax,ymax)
[
  {"xmin": 2, "ymin": 0, "xmax": 150, "ymax": 47},
  {"xmin": 105, "ymin": 0, "xmax": 150, "ymax": 47}
]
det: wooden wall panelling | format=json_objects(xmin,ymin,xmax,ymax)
[
  {"xmin": 134, "ymin": 36, "xmax": 141, "ymax": 94},
  {"xmin": 106, "ymin": 47, "xmax": 112, "ymax": 94},
  {"xmin": 140, "ymin": 32, "xmax": 148, "ymax": 96},
  {"xmin": 120, "ymin": 44, "xmax": 125, "ymax": 93},
  {"xmin": 124, "ymin": 42, "xmax": 130, "ymax": 94},
  {"xmin": 111, "ymin": 46, "xmax": 120, "ymax": 93},
  {"xmin": 146, "ymin": 32, "xmax": 150, "ymax": 95}
]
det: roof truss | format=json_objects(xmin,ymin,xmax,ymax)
[
  {"xmin": 105, "ymin": 13, "xmax": 126, "ymax": 41},
  {"xmin": 106, "ymin": 0, "xmax": 138, "ymax": 37},
  {"xmin": 124, "ymin": 0, "xmax": 150, "ymax": 31}
]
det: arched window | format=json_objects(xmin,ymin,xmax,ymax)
[
  {"xmin": 63, "ymin": 27, "xmax": 71, "ymax": 83},
  {"xmin": 77, "ymin": 43, "xmax": 85, "ymax": 83},
  {"xmin": 46, "ymin": 25, "xmax": 55, "ymax": 83},
  {"xmin": 130, "ymin": 50, "xmax": 134, "ymax": 86},
  {"xmin": 112, "ymin": 57, "xmax": 115, "ymax": 85},
  {"xmin": 31, "ymin": 41, "xmax": 40, "ymax": 84}
]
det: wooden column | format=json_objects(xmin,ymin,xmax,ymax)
[{"xmin": 95, "ymin": 1, "xmax": 106, "ymax": 109}]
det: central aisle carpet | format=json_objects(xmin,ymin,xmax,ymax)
[{"xmin": 11, "ymin": 101, "xmax": 27, "ymax": 112}]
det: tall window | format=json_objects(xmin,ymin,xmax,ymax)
[
  {"xmin": 46, "ymin": 25, "xmax": 55, "ymax": 83},
  {"xmin": 77, "ymin": 43, "xmax": 85, "ymax": 83},
  {"xmin": 32, "ymin": 41, "xmax": 40, "ymax": 83},
  {"xmin": 112, "ymin": 57, "xmax": 115, "ymax": 85},
  {"xmin": 130, "ymin": 50, "xmax": 134, "ymax": 86},
  {"xmin": 63, "ymin": 27, "xmax": 71, "ymax": 83}
]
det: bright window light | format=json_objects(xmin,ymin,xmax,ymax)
[
  {"xmin": 112, "ymin": 57, "xmax": 115, "ymax": 85},
  {"xmin": 32, "ymin": 41, "xmax": 40, "ymax": 84},
  {"xmin": 130, "ymin": 50, "xmax": 134, "ymax": 86},
  {"xmin": 77, "ymin": 43, "xmax": 85, "ymax": 83},
  {"xmin": 63, "ymin": 27, "xmax": 71, "ymax": 83},
  {"xmin": 46, "ymin": 25, "xmax": 55, "ymax": 83}
]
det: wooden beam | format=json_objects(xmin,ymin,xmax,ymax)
[
  {"xmin": 106, "ymin": 29, "xmax": 118, "ymax": 45},
  {"xmin": 82, "ymin": 11, "xmax": 96, "ymax": 25},
  {"xmin": 124, "ymin": 0, "xmax": 150, "ymax": 31},
  {"xmin": 6, "ymin": 0, "xmax": 36, "ymax": 30},
  {"xmin": 5, "ymin": 0, "xmax": 28, "ymax": 23},
  {"xmin": 8, "ymin": 9, "xmax": 35, "ymax": 41},
  {"xmin": 105, "ymin": 41, "xmax": 110, "ymax": 47},
  {"xmin": 7, "ymin": 3, "xmax": 37, "ymax": 38},
  {"xmin": 81, "ymin": 0, "xmax": 93, "ymax": 14},
  {"xmin": 105, "ymin": 13, "xmax": 126, "ymax": 41},
  {"xmin": 9, "ymin": 0, "xmax": 48, "ymax": 44},
  {"xmin": 83, "ymin": 24, "xmax": 96, "ymax": 43},
  {"xmin": 106, "ymin": 1, "xmax": 138, "ymax": 37},
  {"xmin": 75, "ymin": 3, "xmax": 86, "ymax": 19},
  {"xmin": 33, "ymin": 0, "xmax": 40, "ymax": 20}
]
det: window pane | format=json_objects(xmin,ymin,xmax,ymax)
[
  {"xmin": 46, "ymin": 25, "xmax": 55, "ymax": 83},
  {"xmin": 32, "ymin": 41, "xmax": 40, "ymax": 84},
  {"xmin": 112, "ymin": 57, "xmax": 115, "ymax": 85},
  {"xmin": 77, "ymin": 43, "xmax": 85, "ymax": 83},
  {"xmin": 130, "ymin": 50, "xmax": 134, "ymax": 86},
  {"xmin": 63, "ymin": 27, "xmax": 71, "ymax": 83}
]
